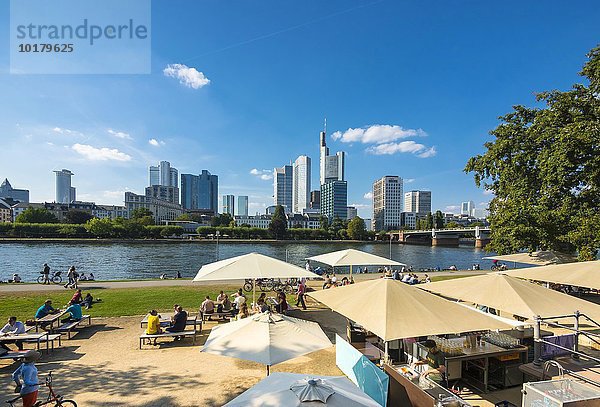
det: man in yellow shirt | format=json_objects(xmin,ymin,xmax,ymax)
[{"xmin": 146, "ymin": 310, "xmax": 162, "ymax": 345}]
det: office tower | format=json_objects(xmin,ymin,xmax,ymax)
[
  {"xmin": 319, "ymin": 130, "xmax": 329, "ymax": 186},
  {"xmin": 149, "ymin": 161, "xmax": 178, "ymax": 187},
  {"xmin": 223, "ymin": 194, "xmax": 235, "ymax": 215},
  {"xmin": 181, "ymin": 170, "xmax": 218, "ymax": 214},
  {"xmin": 320, "ymin": 181, "xmax": 347, "ymax": 221},
  {"xmin": 461, "ymin": 201, "xmax": 475, "ymax": 216},
  {"xmin": 54, "ymin": 169, "xmax": 75, "ymax": 204},
  {"xmin": 147, "ymin": 161, "xmax": 179, "ymax": 204},
  {"xmin": 347, "ymin": 206, "xmax": 358, "ymax": 220},
  {"xmin": 274, "ymin": 165, "xmax": 293, "ymax": 213},
  {"xmin": 319, "ymin": 126, "xmax": 345, "ymax": 184},
  {"xmin": 292, "ymin": 155, "xmax": 311, "ymax": 214},
  {"xmin": 372, "ymin": 176, "xmax": 403, "ymax": 232},
  {"xmin": 237, "ymin": 196, "xmax": 249, "ymax": 216},
  {"xmin": 0, "ymin": 179, "xmax": 29, "ymax": 203},
  {"xmin": 310, "ymin": 190, "xmax": 321, "ymax": 210},
  {"xmin": 404, "ymin": 190, "xmax": 432, "ymax": 214}
]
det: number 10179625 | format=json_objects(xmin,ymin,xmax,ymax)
[{"xmin": 18, "ymin": 43, "xmax": 74, "ymax": 52}]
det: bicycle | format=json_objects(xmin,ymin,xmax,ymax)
[
  {"xmin": 490, "ymin": 264, "xmax": 508, "ymax": 271},
  {"xmin": 6, "ymin": 372, "xmax": 76, "ymax": 407},
  {"xmin": 36, "ymin": 272, "xmax": 62, "ymax": 285}
]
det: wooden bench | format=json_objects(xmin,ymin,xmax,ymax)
[
  {"xmin": 139, "ymin": 329, "xmax": 197, "ymax": 349},
  {"xmin": 0, "ymin": 350, "xmax": 30, "ymax": 360},
  {"xmin": 24, "ymin": 333, "xmax": 62, "ymax": 352},
  {"xmin": 56, "ymin": 315, "xmax": 91, "ymax": 339},
  {"xmin": 200, "ymin": 311, "xmax": 233, "ymax": 321}
]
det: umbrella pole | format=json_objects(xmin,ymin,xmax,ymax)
[
  {"xmin": 384, "ymin": 341, "xmax": 389, "ymax": 366},
  {"xmin": 266, "ymin": 365, "xmax": 270, "ymax": 376},
  {"xmin": 253, "ymin": 278, "xmax": 256, "ymax": 311}
]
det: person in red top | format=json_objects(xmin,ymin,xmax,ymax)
[
  {"xmin": 70, "ymin": 289, "xmax": 82, "ymax": 305},
  {"xmin": 295, "ymin": 281, "xmax": 307, "ymax": 310}
]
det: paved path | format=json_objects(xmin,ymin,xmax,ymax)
[{"xmin": 0, "ymin": 270, "xmax": 488, "ymax": 293}]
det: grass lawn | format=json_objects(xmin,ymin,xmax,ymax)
[
  {"xmin": 0, "ymin": 285, "xmax": 240, "ymax": 322},
  {"xmin": 430, "ymin": 274, "xmax": 470, "ymax": 282}
]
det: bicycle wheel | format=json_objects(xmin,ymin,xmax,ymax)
[
  {"xmin": 243, "ymin": 282, "xmax": 253, "ymax": 292},
  {"xmin": 52, "ymin": 275, "xmax": 62, "ymax": 284},
  {"xmin": 37, "ymin": 275, "xmax": 45, "ymax": 284},
  {"xmin": 55, "ymin": 400, "xmax": 77, "ymax": 406}
]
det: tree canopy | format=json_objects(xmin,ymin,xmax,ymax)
[
  {"xmin": 268, "ymin": 205, "xmax": 287, "ymax": 239},
  {"xmin": 347, "ymin": 216, "xmax": 367, "ymax": 240},
  {"xmin": 15, "ymin": 208, "xmax": 58, "ymax": 224},
  {"xmin": 465, "ymin": 45, "xmax": 600, "ymax": 260},
  {"xmin": 65, "ymin": 209, "xmax": 94, "ymax": 224}
]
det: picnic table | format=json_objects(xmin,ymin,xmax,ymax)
[
  {"xmin": 0, "ymin": 332, "xmax": 49, "ymax": 354},
  {"xmin": 35, "ymin": 310, "xmax": 67, "ymax": 332}
]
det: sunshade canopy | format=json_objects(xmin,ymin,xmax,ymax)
[
  {"xmin": 308, "ymin": 278, "xmax": 511, "ymax": 341},
  {"xmin": 306, "ymin": 249, "xmax": 404, "ymax": 267},
  {"xmin": 193, "ymin": 252, "xmax": 316, "ymax": 281},
  {"xmin": 224, "ymin": 372, "xmax": 380, "ymax": 407},
  {"xmin": 420, "ymin": 273, "xmax": 600, "ymax": 320},
  {"xmin": 505, "ymin": 260, "xmax": 600, "ymax": 290},
  {"xmin": 483, "ymin": 251, "xmax": 576, "ymax": 266},
  {"xmin": 202, "ymin": 311, "xmax": 332, "ymax": 366}
]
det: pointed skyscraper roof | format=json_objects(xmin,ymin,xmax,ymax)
[{"xmin": 0, "ymin": 178, "xmax": 11, "ymax": 190}]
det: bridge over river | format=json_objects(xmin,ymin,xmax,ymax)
[{"xmin": 389, "ymin": 226, "xmax": 491, "ymax": 247}]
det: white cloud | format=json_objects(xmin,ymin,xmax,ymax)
[
  {"xmin": 332, "ymin": 124, "xmax": 436, "ymax": 158},
  {"xmin": 483, "ymin": 189, "xmax": 494, "ymax": 196},
  {"xmin": 163, "ymin": 64, "xmax": 210, "ymax": 89},
  {"xmin": 332, "ymin": 124, "xmax": 426, "ymax": 144},
  {"xmin": 363, "ymin": 192, "xmax": 373, "ymax": 199},
  {"xmin": 53, "ymin": 127, "xmax": 81, "ymax": 136},
  {"xmin": 250, "ymin": 168, "xmax": 273, "ymax": 181},
  {"xmin": 71, "ymin": 143, "xmax": 131, "ymax": 161},
  {"xmin": 108, "ymin": 129, "xmax": 132, "ymax": 140},
  {"xmin": 148, "ymin": 138, "xmax": 165, "ymax": 147},
  {"xmin": 444, "ymin": 205, "xmax": 460, "ymax": 213},
  {"xmin": 404, "ymin": 178, "xmax": 415, "ymax": 183},
  {"xmin": 349, "ymin": 203, "xmax": 370, "ymax": 209},
  {"xmin": 366, "ymin": 141, "xmax": 437, "ymax": 158}
]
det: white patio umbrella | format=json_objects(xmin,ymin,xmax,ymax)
[
  {"xmin": 193, "ymin": 252, "xmax": 316, "ymax": 304},
  {"xmin": 306, "ymin": 248, "xmax": 405, "ymax": 277},
  {"xmin": 202, "ymin": 311, "xmax": 332, "ymax": 375},
  {"xmin": 224, "ymin": 372, "xmax": 380, "ymax": 406}
]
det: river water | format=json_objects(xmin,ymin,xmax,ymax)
[{"xmin": 0, "ymin": 241, "xmax": 494, "ymax": 282}]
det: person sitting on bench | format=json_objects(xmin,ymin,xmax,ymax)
[
  {"xmin": 145, "ymin": 310, "xmax": 162, "ymax": 345},
  {"xmin": 0, "ymin": 316, "xmax": 26, "ymax": 351},
  {"xmin": 62, "ymin": 300, "xmax": 82, "ymax": 323},
  {"xmin": 70, "ymin": 289, "xmax": 83, "ymax": 305},
  {"xmin": 166, "ymin": 305, "xmax": 187, "ymax": 341},
  {"xmin": 200, "ymin": 296, "xmax": 215, "ymax": 319},
  {"xmin": 35, "ymin": 299, "xmax": 57, "ymax": 319}
]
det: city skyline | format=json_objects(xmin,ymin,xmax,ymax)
[{"xmin": 1, "ymin": 2, "xmax": 598, "ymax": 218}]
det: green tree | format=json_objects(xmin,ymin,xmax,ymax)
[
  {"xmin": 130, "ymin": 208, "xmax": 153, "ymax": 219},
  {"xmin": 84, "ymin": 218, "xmax": 114, "ymax": 238},
  {"xmin": 211, "ymin": 213, "xmax": 233, "ymax": 227},
  {"xmin": 329, "ymin": 216, "xmax": 346, "ymax": 237},
  {"xmin": 65, "ymin": 209, "xmax": 94, "ymax": 224},
  {"xmin": 465, "ymin": 46, "xmax": 600, "ymax": 259},
  {"xmin": 319, "ymin": 215, "xmax": 329, "ymax": 230},
  {"xmin": 176, "ymin": 213, "xmax": 192, "ymax": 221},
  {"xmin": 15, "ymin": 208, "xmax": 58, "ymax": 224},
  {"xmin": 434, "ymin": 210, "xmax": 445, "ymax": 229},
  {"xmin": 268, "ymin": 205, "xmax": 287, "ymax": 240},
  {"xmin": 347, "ymin": 216, "xmax": 367, "ymax": 240}
]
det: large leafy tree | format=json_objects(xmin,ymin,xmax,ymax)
[
  {"xmin": 268, "ymin": 205, "xmax": 288, "ymax": 240},
  {"xmin": 65, "ymin": 209, "xmax": 94, "ymax": 224},
  {"xmin": 465, "ymin": 46, "xmax": 600, "ymax": 260},
  {"xmin": 347, "ymin": 216, "xmax": 367, "ymax": 240},
  {"xmin": 15, "ymin": 208, "xmax": 58, "ymax": 224}
]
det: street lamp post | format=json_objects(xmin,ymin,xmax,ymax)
[
  {"xmin": 215, "ymin": 230, "xmax": 220, "ymax": 261},
  {"xmin": 389, "ymin": 233, "xmax": 393, "ymax": 260}
]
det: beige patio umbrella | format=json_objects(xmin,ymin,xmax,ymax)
[
  {"xmin": 420, "ymin": 273, "xmax": 600, "ymax": 321},
  {"xmin": 202, "ymin": 311, "xmax": 332, "ymax": 375},
  {"xmin": 224, "ymin": 372, "xmax": 380, "ymax": 406},
  {"xmin": 505, "ymin": 260, "xmax": 600, "ymax": 290},
  {"xmin": 306, "ymin": 249, "xmax": 405, "ymax": 277},
  {"xmin": 193, "ymin": 252, "xmax": 316, "ymax": 303},
  {"xmin": 483, "ymin": 251, "xmax": 576, "ymax": 266},
  {"xmin": 308, "ymin": 278, "xmax": 512, "ymax": 342}
]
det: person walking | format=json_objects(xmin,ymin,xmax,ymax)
[
  {"xmin": 12, "ymin": 350, "xmax": 41, "ymax": 407},
  {"xmin": 295, "ymin": 280, "xmax": 307, "ymax": 310},
  {"xmin": 41, "ymin": 263, "xmax": 50, "ymax": 285},
  {"xmin": 64, "ymin": 266, "xmax": 78, "ymax": 289}
]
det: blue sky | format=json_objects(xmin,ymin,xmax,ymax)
[{"xmin": 0, "ymin": 0, "xmax": 598, "ymax": 218}]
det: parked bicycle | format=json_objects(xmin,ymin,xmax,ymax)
[
  {"xmin": 490, "ymin": 263, "xmax": 508, "ymax": 271},
  {"xmin": 6, "ymin": 371, "xmax": 77, "ymax": 406},
  {"xmin": 243, "ymin": 278, "xmax": 274, "ymax": 292},
  {"xmin": 37, "ymin": 271, "xmax": 62, "ymax": 285}
]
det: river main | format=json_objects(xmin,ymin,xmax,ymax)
[{"xmin": 0, "ymin": 241, "xmax": 492, "ymax": 281}]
